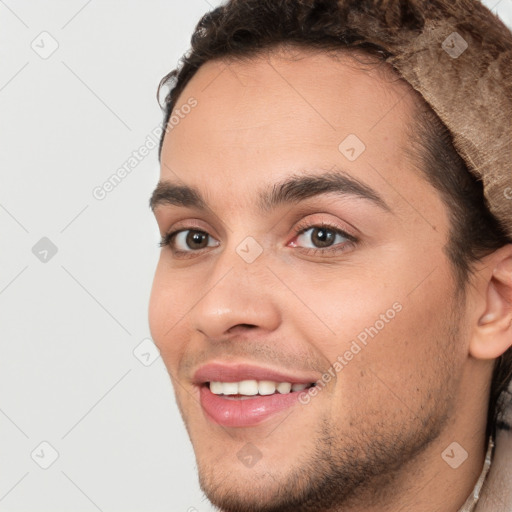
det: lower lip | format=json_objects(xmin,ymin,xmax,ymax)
[{"xmin": 199, "ymin": 385, "xmax": 306, "ymax": 427}]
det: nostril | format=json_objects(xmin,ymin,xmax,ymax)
[{"xmin": 228, "ymin": 323, "xmax": 257, "ymax": 332}]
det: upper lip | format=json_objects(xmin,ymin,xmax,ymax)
[{"xmin": 193, "ymin": 362, "xmax": 320, "ymax": 385}]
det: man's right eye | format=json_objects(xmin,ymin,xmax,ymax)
[{"xmin": 160, "ymin": 229, "xmax": 220, "ymax": 254}]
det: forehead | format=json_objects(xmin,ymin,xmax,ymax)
[{"xmin": 159, "ymin": 48, "xmax": 421, "ymax": 212}]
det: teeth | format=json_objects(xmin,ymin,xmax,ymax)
[
  {"xmin": 258, "ymin": 380, "xmax": 276, "ymax": 395},
  {"xmin": 276, "ymin": 382, "xmax": 292, "ymax": 394},
  {"xmin": 222, "ymin": 382, "xmax": 239, "ymax": 395},
  {"xmin": 209, "ymin": 380, "xmax": 311, "ymax": 396},
  {"xmin": 209, "ymin": 381, "xmax": 224, "ymax": 395},
  {"xmin": 238, "ymin": 380, "xmax": 258, "ymax": 395}
]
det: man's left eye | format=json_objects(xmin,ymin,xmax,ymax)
[{"xmin": 294, "ymin": 226, "xmax": 352, "ymax": 249}]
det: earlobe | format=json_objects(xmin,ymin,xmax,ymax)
[{"xmin": 470, "ymin": 249, "xmax": 512, "ymax": 360}]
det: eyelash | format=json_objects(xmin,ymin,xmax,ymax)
[
  {"xmin": 159, "ymin": 222, "xmax": 358, "ymax": 257},
  {"xmin": 293, "ymin": 221, "xmax": 357, "ymax": 256}
]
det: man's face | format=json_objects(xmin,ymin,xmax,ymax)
[{"xmin": 149, "ymin": 49, "xmax": 468, "ymax": 511}]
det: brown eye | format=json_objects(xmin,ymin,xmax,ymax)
[
  {"xmin": 310, "ymin": 227, "xmax": 336, "ymax": 248},
  {"xmin": 161, "ymin": 228, "xmax": 220, "ymax": 253},
  {"xmin": 296, "ymin": 226, "xmax": 347, "ymax": 249},
  {"xmin": 186, "ymin": 230, "xmax": 209, "ymax": 249}
]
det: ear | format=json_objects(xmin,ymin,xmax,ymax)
[{"xmin": 470, "ymin": 245, "xmax": 512, "ymax": 360}]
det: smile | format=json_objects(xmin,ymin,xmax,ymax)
[
  {"xmin": 194, "ymin": 363, "xmax": 319, "ymax": 427},
  {"xmin": 208, "ymin": 380, "xmax": 314, "ymax": 397}
]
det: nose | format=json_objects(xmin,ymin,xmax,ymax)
[{"xmin": 190, "ymin": 248, "xmax": 281, "ymax": 340}]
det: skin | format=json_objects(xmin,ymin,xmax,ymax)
[{"xmin": 149, "ymin": 47, "xmax": 512, "ymax": 512}]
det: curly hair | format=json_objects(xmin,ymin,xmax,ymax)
[{"xmin": 156, "ymin": 0, "xmax": 512, "ymax": 436}]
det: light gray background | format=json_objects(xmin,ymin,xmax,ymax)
[{"xmin": 1, "ymin": 1, "xmax": 511, "ymax": 511}]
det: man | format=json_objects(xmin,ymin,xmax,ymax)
[{"xmin": 148, "ymin": 1, "xmax": 512, "ymax": 511}]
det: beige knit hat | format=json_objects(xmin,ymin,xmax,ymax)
[{"xmin": 347, "ymin": 0, "xmax": 512, "ymax": 236}]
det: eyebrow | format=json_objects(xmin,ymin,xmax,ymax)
[
  {"xmin": 149, "ymin": 168, "xmax": 390, "ymax": 213},
  {"xmin": 150, "ymin": 181, "xmax": 206, "ymax": 211}
]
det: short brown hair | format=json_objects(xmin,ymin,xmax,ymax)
[{"xmin": 156, "ymin": 0, "xmax": 512, "ymax": 436}]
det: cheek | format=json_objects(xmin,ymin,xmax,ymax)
[
  {"xmin": 292, "ymin": 254, "xmax": 457, "ymax": 380},
  {"xmin": 330, "ymin": 271, "xmax": 459, "ymax": 411},
  {"xmin": 284, "ymin": 266, "xmax": 401, "ymax": 359},
  {"xmin": 148, "ymin": 261, "xmax": 189, "ymax": 365}
]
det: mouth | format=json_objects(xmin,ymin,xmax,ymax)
[
  {"xmin": 206, "ymin": 380, "xmax": 315, "ymax": 399},
  {"xmin": 194, "ymin": 363, "xmax": 319, "ymax": 427}
]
